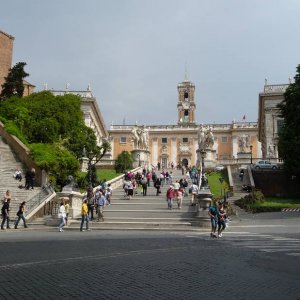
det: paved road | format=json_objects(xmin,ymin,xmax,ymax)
[{"xmin": 0, "ymin": 218, "xmax": 300, "ymax": 300}]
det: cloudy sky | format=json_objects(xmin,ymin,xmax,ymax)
[{"xmin": 1, "ymin": 0, "xmax": 300, "ymax": 127}]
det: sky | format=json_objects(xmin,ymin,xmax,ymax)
[{"xmin": 1, "ymin": 0, "xmax": 300, "ymax": 127}]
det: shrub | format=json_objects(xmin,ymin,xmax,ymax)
[{"xmin": 235, "ymin": 190, "xmax": 265, "ymax": 212}]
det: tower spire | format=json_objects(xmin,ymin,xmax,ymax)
[{"xmin": 184, "ymin": 62, "xmax": 188, "ymax": 82}]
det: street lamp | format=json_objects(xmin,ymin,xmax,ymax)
[
  {"xmin": 250, "ymin": 145, "xmax": 253, "ymax": 165},
  {"xmin": 88, "ymin": 150, "xmax": 94, "ymax": 186},
  {"xmin": 219, "ymin": 177, "xmax": 224, "ymax": 196},
  {"xmin": 200, "ymin": 149, "xmax": 207, "ymax": 188}
]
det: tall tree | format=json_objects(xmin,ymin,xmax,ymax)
[
  {"xmin": 277, "ymin": 64, "xmax": 300, "ymax": 176},
  {"xmin": 0, "ymin": 62, "xmax": 29, "ymax": 100}
]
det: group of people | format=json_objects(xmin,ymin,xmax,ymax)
[
  {"xmin": 208, "ymin": 201, "xmax": 228, "ymax": 238},
  {"xmin": 13, "ymin": 167, "xmax": 36, "ymax": 189},
  {"xmin": 77, "ymin": 181, "xmax": 112, "ymax": 232},
  {"xmin": 1, "ymin": 190, "xmax": 28, "ymax": 230},
  {"xmin": 122, "ymin": 168, "xmax": 175, "ymax": 198}
]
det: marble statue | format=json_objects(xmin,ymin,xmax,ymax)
[
  {"xmin": 131, "ymin": 126, "xmax": 141, "ymax": 149},
  {"xmin": 239, "ymin": 134, "xmax": 250, "ymax": 152},
  {"xmin": 198, "ymin": 125, "xmax": 206, "ymax": 150},
  {"xmin": 141, "ymin": 127, "xmax": 149, "ymax": 150},
  {"xmin": 198, "ymin": 125, "xmax": 214, "ymax": 150}
]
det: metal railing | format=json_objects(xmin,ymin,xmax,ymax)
[{"xmin": 25, "ymin": 184, "xmax": 56, "ymax": 219}]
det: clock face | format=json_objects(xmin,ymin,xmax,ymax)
[{"xmin": 182, "ymin": 101, "xmax": 189, "ymax": 109}]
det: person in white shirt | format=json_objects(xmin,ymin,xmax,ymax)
[
  {"xmin": 190, "ymin": 183, "xmax": 198, "ymax": 206},
  {"xmin": 58, "ymin": 201, "xmax": 66, "ymax": 232}
]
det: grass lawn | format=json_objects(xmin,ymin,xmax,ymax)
[
  {"xmin": 96, "ymin": 168, "xmax": 122, "ymax": 182},
  {"xmin": 253, "ymin": 197, "xmax": 300, "ymax": 209},
  {"xmin": 207, "ymin": 171, "xmax": 229, "ymax": 198}
]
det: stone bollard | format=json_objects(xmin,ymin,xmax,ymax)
[{"xmin": 191, "ymin": 187, "xmax": 213, "ymax": 227}]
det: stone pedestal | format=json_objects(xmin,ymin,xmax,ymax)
[
  {"xmin": 80, "ymin": 156, "xmax": 89, "ymax": 172},
  {"xmin": 196, "ymin": 149, "xmax": 217, "ymax": 169},
  {"xmin": 44, "ymin": 191, "xmax": 84, "ymax": 226},
  {"xmin": 237, "ymin": 152, "xmax": 251, "ymax": 164},
  {"xmin": 131, "ymin": 149, "xmax": 150, "ymax": 169},
  {"xmin": 191, "ymin": 187, "xmax": 213, "ymax": 227}
]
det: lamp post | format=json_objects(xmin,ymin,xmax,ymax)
[
  {"xmin": 250, "ymin": 145, "xmax": 253, "ymax": 165},
  {"xmin": 219, "ymin": 177, "xmax": 224, "ymax": 196},
  {"xmin": 88, "ymin": 150, "xmax": 94, "ymax": 186},
  {"xmin": 200, "ymin": 149, "xmax": 207, "ymax": 188}
]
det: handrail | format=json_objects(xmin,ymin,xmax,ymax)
[{"xmin": 25, "ymin": 184, "xmax": 56, "ymax": 220}]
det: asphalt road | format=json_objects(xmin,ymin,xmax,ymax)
[{"xmin": 0, "ymin": 215, "xmax": 300, "ymax": 300}]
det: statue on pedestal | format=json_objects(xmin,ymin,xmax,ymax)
[
  {"xmin": 131, "ymin": 126, "xmax": 141, "ymax": 149},
  {"xmin": 238, "ymin": 134, "xmax": 250, "ymax": 153},
  {"xmin": 131, "ymin": 125, "xmax": 149, "ymax": 150},
  {"xmin": 198, "ymin": 125, "xmax": 215, "ymax": 150},
  {"xmin": 140, "ymin": 126, "xmax": 149, "ymax": 150}
]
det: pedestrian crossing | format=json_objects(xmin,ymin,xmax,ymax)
[{"xmin": 183, "ymin": 232, "xmax": 300, "ymax": 257}]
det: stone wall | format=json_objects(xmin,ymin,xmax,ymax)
[{"xmin": 252, "ymin": 170, "xmax": 300, "ymax": 197}]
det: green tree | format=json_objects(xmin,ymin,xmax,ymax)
[
  {"xmin": 0, "ymin": 62, "xmax": 29, "ymax": 100},
  {"xmin": 277, "ymin": 64, "xmax": 300, "ymax": 176},
  {"xmin": 0, "ymin": 90, "xmax": 109, "ymax": 189},
  {"xmin": 115, "ymin": 151, "xmax": 133, "ymax": 173},
  {"xmin": 85, "ymin": 139, "xmax": 112, "ymax": 187}
]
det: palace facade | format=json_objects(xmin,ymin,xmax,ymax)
[{"xmin": 109, "ymin": 78, "xmax": 262, "ymax": 168}]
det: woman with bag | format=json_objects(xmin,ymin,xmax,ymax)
[{"xmin": 15, "ymin": 201, "xmax": 28, "ymax": 229}]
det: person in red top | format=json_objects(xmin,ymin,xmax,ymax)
[{"xmin": 166, "ymin": 185, "xmax": 175, "ymax": 209}]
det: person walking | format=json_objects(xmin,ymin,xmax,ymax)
[
  {"xmin": 190, "ymin": 183, "xmax": 198, "ymax": 206},
  {"xmin": 96, "ymin": 192, "xmax": 106, "ymax": 222},
  {"xmin": 166, "ymin": 185, "xmax": 175, "ymax": 209},
  {"xmin": 127, "ymin": 180, "xmax": 134, "ymax": 200},
  {"xmin": 1, "ymin": 199, "xmax": 11, "ymax": 230},
  {"xmin": 64, "ymin": 201, "xmax": 70, "ymax": 226},
  {"xmin": 105, "ymin": 183, "xmax": 112, "ymax": 205},
  {"xmin": 154, "ymin": 178, "xmax": 161, "ymax": 196},
  {"xmin": 217, "ymin": 202, "xmax": 227, "ymax": 238},
  {"xmin": 177, "ymin": 187, "xmax": 184, "ymax": 209},
  {"xmin": 29, "ymin": 168, "xmax": 36, "ymax": 189},
  {"xmin": 208, "ymin": 201, "xmax": 219, "ymax": 238},
  {"xmin": 15, "ymin": 201, "xmax": 28, "ymax": 229},
  {"xmin": 80, "ymin": 199, "xmax": 90, "ymax": 232},
  {"xmin": 58, "ymin": 201, "xmax": 66, "ymax": 232},
  {"xmin": 4, "ymin": 190, "xmax": 12, "ymax": 202},
  {"xmin": 86, "ymin": 185, "xmax": 95, "ymax": 220},
  {"xmin": 141, "ymin": 176, "xmax": 148, "ymax": 196},
  {"xmin": 239, "ymin": 169, "xmax": 244, "ymax": 181}
]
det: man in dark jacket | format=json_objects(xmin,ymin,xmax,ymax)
[{"xmin": 1, "ymin": 199, "xmax": 11, "ymax": 230}]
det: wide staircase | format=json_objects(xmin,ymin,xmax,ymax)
[
  {"xmin": 0, "ymin": 136, "xmax": 44, "ymax": 220},
  {"xmin": 68, "ymin": 169, "xmax": 202, "ymax": 231}
]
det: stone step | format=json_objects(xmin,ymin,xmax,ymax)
[{"xmin": 92, "ymin": 210, "xmax": 195, "ymax": 219}]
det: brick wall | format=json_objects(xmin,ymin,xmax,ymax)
[{"xmin": 0, "ymin": 31, "xmax": 14, "ymax": 92}]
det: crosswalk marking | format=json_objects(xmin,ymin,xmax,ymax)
[{"xmin": 184, "ymin": 231, "xmax": 300, "ymax": 257}]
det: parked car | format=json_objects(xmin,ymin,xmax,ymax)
[
  {"xmin": 215, "ymin": 165, "xmax": 225, "ymax": 171},
  {"xmin": 254, "ymin": 160, "xmax": 278, "ymax": 170}
]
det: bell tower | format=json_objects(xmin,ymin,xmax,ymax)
[{"xmin": 177, "ymin": 75, "xmax": 196, "ymax": 125}]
